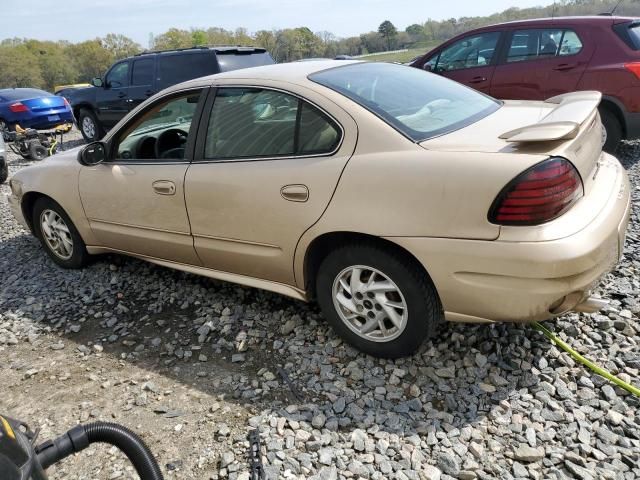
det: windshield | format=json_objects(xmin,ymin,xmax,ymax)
[{"xmin": 309, "ymin": 62, "xmax": 500, "ymax": 141}]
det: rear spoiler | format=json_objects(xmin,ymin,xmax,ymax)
[{"xmin": 499, "ymin": 91, "xmax": 602, "ymax": 143}]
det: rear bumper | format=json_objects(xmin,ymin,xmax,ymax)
[
  {"xmin": 387, "ymin": 155, "xmax": 631, "ymax": 323},
  {"xmin": 14, "ymin": 112, "xmax": 74, "ymax": 131}
]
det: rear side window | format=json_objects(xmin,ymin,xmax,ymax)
[
  {"xmin": 216, "ymin": 52, "xmax": 275, "ymax": 72},
  {"xmin": 132, "ymin": 58, "xmax": 154, "ymax": 86},
  {"xmin": 613, "ymin": 21, "xmax": 640, "ymax": 50},
  {"xmin": 507, "ymin": 29, "xmax": 582, "ymax": 63},
  {"xmin": 157, "ymin": 53, "xmax": 217, "ymax": 90},
  {"xmin": 204, "ymin": 87, "xmax": 340, "ymax": 160}
]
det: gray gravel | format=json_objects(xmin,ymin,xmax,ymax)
[{"xmin": 1, "ymin": 132, "xmax": 639, "ymax": 479}]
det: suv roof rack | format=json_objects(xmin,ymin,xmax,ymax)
[{"xmin": 135, "ymin": 45, "xmax": 266, "ymax": 56}]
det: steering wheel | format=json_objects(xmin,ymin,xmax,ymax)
[{"xmin": 156, "ymin": 129, "xmax": 188, "ymax": 160}]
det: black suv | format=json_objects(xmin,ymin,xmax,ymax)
[{"xmin": 64, "ymin": 46, "xmax": 274, "ymax": 142}]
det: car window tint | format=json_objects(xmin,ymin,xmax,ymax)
[
  {"xmin": 157, "ymin": 53, "xmax": 216, "ymax": 90},
  {"xmin": 435, "ymin": 32, "xmax": 500, "ymax": 72},
  {"xmin": 114, "ymin": 90, "xmax": 202, "ymax": 161},
  {"xmin": 205, "ymin": 88, "xmax": 298, "ymax": 159},
  {"xmin": 132, "ymin": 58, "xmax": 154, "ymax": 86},
  {"xmin": 107, "ymin": 62, "xmax": 130, "ymax": 88},
  {"xmin": 507, "ymin": 29, "xmax": 563, "ymax": 63},
  {"xmin": 559, "ymin": 30, "xmax": 583, "ymax": 56},
  {"xmin": 0, "ymin": 88, "xmax": 51, "ymax": 101},
  {"xmin": 297, "ymin": 102, "xmax": 340, "ymax": 155},
  {"xmin": 216, "ymin": 52, "xmax": 275, "ymax": 72}
]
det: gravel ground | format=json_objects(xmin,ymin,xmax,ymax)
[{"xmin": 1, "ymin": 130, "xmax": 639, "ymax": 480}]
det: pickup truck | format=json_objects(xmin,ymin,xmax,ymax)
[{"xmin": 63, "ymin": 46, "xmax": 274, "ymax": 142}]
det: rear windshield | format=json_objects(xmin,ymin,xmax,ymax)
[
  {"xmin": 613, "ymin": 20, "xmax": 640, "ymax": 50},
  {"xmin": 216, "ymin": 52, "xmax": 275, "ymax": 72},
  {"xmin": 157, "ymin": 53, "xmax": 217, "ymax": 89},
  {"xmin": 0, "ymin": 88, "xmax": 51, "ymax": 101},
  {"xmin": 309, "ymin": 63, "xmax": 500, "ymax": 141}
]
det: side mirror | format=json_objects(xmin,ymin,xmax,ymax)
[
  {"xmin": 91, "ymin": 77, "xmax": 103, "ymax": 88},
  {"xmin": 79, "ymin": 142, "xmax": 106, "ymax": 166},
  {"xmin": 423, "ymin": 64, "xmax": 432, "ymax": 72}
]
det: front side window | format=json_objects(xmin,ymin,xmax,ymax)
[
  {"xmin": 507, "ymin": 29, "xmax": 581, "ymax": 63},
  {"xmin": 114, "ymin": 90, "xmax": 202, "ymax": 161},
  {"xmin": 310, "ymin": 62, "xmax": 500, "ymax": 142},
  {"xmin": 435, "ymin": 32, "xmax": 501, "ymax": 72},
  {"xmin": 204, "ymin": 88, "xmax": 340, "ymax": 159},
  {"xmin": 106, "ymin": 62, "xmax": 130, "ymax": 88}
]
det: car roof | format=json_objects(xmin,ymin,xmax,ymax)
[
  {"xmin": 476, "ymin": 15, "xmax": 635, "ymax": 30},
  {"xmin": 0, "ymin": 88, "xmax": 51, "ymax": 100},
  {"xmin": 169, "ymin": 60, "xmax": 362, "ymax": 91}
]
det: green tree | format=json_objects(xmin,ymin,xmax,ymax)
[
  {"xmin": 378, "ymin": 20, "xmax": 398, "ymax": 51},
  {"xmin": 152, "ymin": 28, "xmax": 192, "ymax": 50},
  {"xmin": 102, "ymin": 34, "xmax": 142, "ymax": 60},
  {"xmin": 191, "ymin": 29, "xmax": 207, "ymax": 46},
  {"xmin": 67, "ymin": 39, "xmax": 113, "ymax": 82},
  {"xmin": 406, "ymin": 24, "xmax": 423, "ymax": 37},
  {"xmin": 0, "ymin": 44, "xmax": 44, "ymax": 88}
]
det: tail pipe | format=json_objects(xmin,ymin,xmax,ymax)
[
  {"xmin": 36, "ymin": 422, "xmax": 163, "ymax": 480},
  {"xmin": 574, "ymin": 296, "xmax": 610, "ymax": 314}
]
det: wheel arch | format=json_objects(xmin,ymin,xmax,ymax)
[
  {"xmin": 599, "ymin": 96, "xmax": 626, "ymax": 138},
  {"xmin": 302, "ymin": 231, "xmax": 433, "ymax": 300},
  {"xmin": 21, "ymin": 191, "xmax": 51, "ymax": 234}
]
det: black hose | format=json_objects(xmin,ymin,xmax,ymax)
[{"xmin": 36, "ymin": 422, "xmax": 163, "ymax": 480}]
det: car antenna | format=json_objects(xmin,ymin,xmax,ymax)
[
  {"xmin": 551, "ymin": 1, "xmax": 557, "ymax": 18},
  {"xmin": 600, "ymin": 0, "xmax": 623, "ymax": 16}
]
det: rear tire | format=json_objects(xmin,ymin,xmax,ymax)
[
  {"xmin": 78, "ymin": 108, "xmax": 102, "ymax": 142},
  {"xmin": 28, "ymin": 140, "xmax": 47, "ymax": 161},
  {"xmin": 600, "ymin": 107, "xmax": 622, "ymax": 154},
  {"xmin": 316, "ymin": 242, "xmax": 443, "ymax": 358},
  {"xmin": 32, "ymin": 197, "xmax": 89, "ymax": 269}
]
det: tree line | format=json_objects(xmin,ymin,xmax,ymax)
[{"xmin": 1, "ymin": 0, "xmax": 638, "ymax": 92}]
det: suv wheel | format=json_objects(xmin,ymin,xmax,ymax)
[
  {"xmin": 316, "ymin": 243, "xmax": 443, "ymax": 358},
  {"xmin": 78, "ymin": 109, "xmax": 101, "ymax": 142},
  {"xmin": 32, "ymin": 197, "xmax": 89, "ymax": 268},
  {"xmin": 599, "ymin": 107, "xmax": 622, "ymax": 154}
]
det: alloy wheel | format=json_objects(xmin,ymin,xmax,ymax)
[
  {"xmin": 82, "ymin": 116, "xmax": 96, "ymax": 139},
  {"xmin": 332, "ymin": 265, "xmax": 408, "ymax": 343},
  {"xmin": 40, "ymin": 209, "xmax": 74, "ymax": 260}
]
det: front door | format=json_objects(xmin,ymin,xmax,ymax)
[
  {"xmin": 490, "ymin": 27, "xmax": 594, "ymax": 100},
  {"xmin": 427, "ymin": 31, "xmax": 503, "ymax": 94},
  {"xmin": 79, "ymin": 88, "xmax": 206, "ymax": 264},
  {"xmin": 97, "ymin": 60, "xmax": 131, "ymax": 127},
  {"xmin": 185, "ymin": 85, "xmax": 357, "ymax": 285}
]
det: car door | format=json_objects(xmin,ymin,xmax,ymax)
[
  {"xmin": 79, "ymin": 88, "xmax": 207, "ymax": 264},
  {"xmin": 490, "ymin": 27, "xmax": 594, "ymax": 100},
  {"xmin": 98, "ymin": 60, "xmax": 131, "ymax": 127},
  {"xmin": 425, "ymin": 31, "xmax": 504, "ymax": 94},
  {"xmin": 128, "ymin": 57, "xmax": 156, "ymax": 111},
  {"xmin": 185, "ymin": 84, "xmax": 357, "ymax": 285}
]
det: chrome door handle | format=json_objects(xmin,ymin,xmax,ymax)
[
  {"xmin": 152, "ymin": 180, "xmax": 176, "ymax": 195},
  {"xmin": 281, "ymin": 184, "xmax": 309, "ymax": 202},
  {"xmin": 469, "ymin": 76, "xmax": 487, "ymax": 84}
]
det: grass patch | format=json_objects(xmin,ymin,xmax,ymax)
[{"xmin": 362, "ymin": 47, "xmax": 434, "ymax": 64}]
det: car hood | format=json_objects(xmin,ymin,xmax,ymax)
[{"xmin": 420, "ymin": 100, "xmax": 553, "ymax": 154}]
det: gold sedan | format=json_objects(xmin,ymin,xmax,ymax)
[{"xmin": 8, "ymin": 61, "xmax": 631, "ymax": 357}]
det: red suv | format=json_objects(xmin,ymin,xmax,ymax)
[{"xmin": 411, "ymin": 16, "xmax": 640, "ymax": 153}]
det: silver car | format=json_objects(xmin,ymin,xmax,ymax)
[{"xmin": 0, "ymin": 133, "xmax": 7, "ymax": 184}]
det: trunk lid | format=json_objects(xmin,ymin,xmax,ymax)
[
  {"xmin": 21, "ymin": 95, "xmax": 68, "ymax": 113},
  {"xmin": 420, "ymin": 91, "xmax": 604, "ymax": 194}
]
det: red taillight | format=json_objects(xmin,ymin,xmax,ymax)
[
  {"xmin": 63, "ymin": 97, "xmax": 70, "ymax": 107},
  {"xmin": 624, "ymin": 62, "xmax": 640, "ymax": 80},
  {"xmin": 9, "ymin": 102, "xmax": 29, "ymax": 113},
  {"xmin": 489, "ymin": 157, "xmax": 583, "ymax": 226}
]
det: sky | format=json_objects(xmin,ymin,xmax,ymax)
[{"xmin": 4, "ymin": 0, "xmax": 556, "ymax": 47}]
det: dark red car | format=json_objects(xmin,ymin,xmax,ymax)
[{"xmin": 411, "ymin": 16, "xmax": 640, "ymax": 153}]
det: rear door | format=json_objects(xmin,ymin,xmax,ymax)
[
  {"xmin": 97, "ymin": 60, "xmax": 131, "ymax": 127},
  {"xmin": 185, "ymin": 83, "xmax": 357, "ymax": 285},
  {"xmin": 127, "ymin": 57, "xmax": 156, "ymax": 111},
  {"xmin": 426, "ymin": 31, "xmax": 504, "ymax": 94},
  {"xmin": 491, "ymin": 26, "xmax": 594, "ymax": 100}
]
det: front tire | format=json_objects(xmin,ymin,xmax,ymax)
[
  {"xmin": 78, "ymin": 108, "xmax": 102, "ymax": 142},
  {"xmin": 32, "ymin": 197, "xmax": 89, "ymax": 268},
  {"xmin": 316, "ymin": 243, "xmax": 443, "ymax": 358},
  {"xmin": 600, "ymin": 107, "xmax": 622, "ymax": 154}
]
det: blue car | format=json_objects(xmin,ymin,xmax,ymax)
[{"xmin": 0, "ymin": 88, "xmax": 74, "ymax": 131}]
